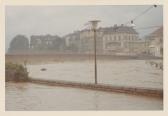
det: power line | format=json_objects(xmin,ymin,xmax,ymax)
[
  {"xmin": 124, "ymin": 5, "xmax": 157, "ymax": 25},
  {"xmin": 82, "ymin": 5, "xmax": 161, "ymax": 33},
  {"xmin": 135, "ymin": 25, "xmax": 161, "ymax": 30}
]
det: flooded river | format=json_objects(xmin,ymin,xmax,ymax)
[
  {"xmin": 6, "ymin": 82, "xmax": 163, "ymax": 110},
  {"xmin": 27, "ymin": 60, "xmax": 162, "ymax": 89},
  {"xmin": 6, "ymin": 60, "xmax": 163, "ymax": 110}
]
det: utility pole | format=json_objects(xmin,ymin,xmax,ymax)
[{"xmin": 89, "ymin": 20, "xmax": 100, "ymax": 84}]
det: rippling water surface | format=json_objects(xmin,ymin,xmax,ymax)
[
  {"xmin": 6, "ymin": 60, "xmax": 163, "ymax": 110},
  {"xmin": 27, "ymin": 60, "xmax": 163, "ymax": 89},
  {"xmin": 6, "ymin": 82, "xmax": 163, "ymax": 110}
]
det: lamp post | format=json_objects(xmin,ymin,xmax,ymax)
[
  {"xmin": 89, "ymin": 20, "xmax": 100, "ymax": 84},
  {"xmin": 129, "ymin": 20, "xmax": 136, "ymax": 55}
]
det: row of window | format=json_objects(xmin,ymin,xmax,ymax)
[
  {"xmin": 104, "ymin": 35, "xmax": 137, "ymax": 41},
  {"xmin": 32, "ymin": 39, "xmax": 53, "ymax": 45},
  {"xmin": 80, "ymin": 32, "xmax": 103, "ymax": 37}
]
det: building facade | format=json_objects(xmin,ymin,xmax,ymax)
[
  {"xmin": 79, "ymin": 29, "xmax": 104, "ymax": 54},
  {"xmin": 102, "ymin": 24, "xmax": 139, "ymax": 55},
  {"xmin": 146, "ymin": 27, "xmax": 163, "ymax": 57},
  {"xmin": 30, "ymin": 34, "xmax": 65, "ymax": 53},
  {"xmin": 9, "ymin": 25, "xmax": 162, "ymax": 56},
  {"xmin": 64, "ymin": 24, "xmax": 147, "ymax": 55},
  {"xmin": 64, "ymin": 31, "xmax": 80, "ymax": 53}
]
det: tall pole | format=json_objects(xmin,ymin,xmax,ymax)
[
  {"xmin": 93, "ymin": 28, "xmax": 97, "ymax": 84},
  {"xmin": 89, "ymin": 20, "xmax": 100, "ymax": 84}
]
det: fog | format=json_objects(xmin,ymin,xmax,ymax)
[{"xmin": 5, "ymin": 5, "xmax": 163, "ymax": 51}]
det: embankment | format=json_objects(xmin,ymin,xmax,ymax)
[
  {"xmin": 6, "ymin": 54, "xmax": 162, "ymax": 64},
  {"xmin": 29, "ymin": 78, "xmax": 163, "ymax": 98}
]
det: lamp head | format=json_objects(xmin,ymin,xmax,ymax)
[
  {"xmin": 89, "ymin": 20, "xmax": 101, "ymax": 29},
  {"xmin": 129, "ymin": 20, "xmax": 136, "ymax": 27}
]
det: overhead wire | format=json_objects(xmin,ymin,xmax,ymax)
[
  {"xmin": 135, "ymin": 25, "xmax": 162, "ymax": 30},
  {"xmin": 124, "ymin": 5, "xmax": 157, "ymax": 25}
]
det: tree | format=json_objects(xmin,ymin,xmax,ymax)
[{"xmin": 8, "ymin": 35, "xmax": 29, "ymax": 54}]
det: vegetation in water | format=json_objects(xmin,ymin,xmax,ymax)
[{"xmin": 5, "ymin": 62, "xmax": 29, "ymax": 82}]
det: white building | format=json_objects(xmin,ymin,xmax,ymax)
[
  {"xmin": 102, "ymin": 24, "xmax": 140, "ymax": 55},
  {"xmin": 64, "ymin": 24, "xmax": 148, "ymax": 55},
  {"xmin": 79, "ymin": 29, "xmax": 104, "ymax": 54},
  {"xmin": 64, "ymin": 31, "xmax": 81, "ymax": 52}
]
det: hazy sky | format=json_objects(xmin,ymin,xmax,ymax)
[{"xmin": 5, "ymin": 5, "xmax": 163, "ymax": 50}]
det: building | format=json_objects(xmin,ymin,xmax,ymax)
[
  {"xmin": 102, "ymin": 24, "xmax": 141, "ymax": 55},
  {"xmin": 64, "ymin": 29, "xmax": 104, "ymax": 54},
  {"xmin": 146, "ymin": 26, "xmax": 163, "ymax": 57},
  {"xmin": 30, "ymin": 34, "xmax": 65, "ymax": 53},
  {"xmin": 64, "ymin": 31, "xmax": 80, "ymax": 53},
  {"xmin": 64, "ymin": 24, "xmax": 148, "ymax": 55},
  {"xmin": 79, "ymin": 28, "xmax": 104, "ymax": 54}
]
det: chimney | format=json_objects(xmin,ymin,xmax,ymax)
[{"xmin": 114, "ymin": 24, "xmax": 117, "ymax": 27}]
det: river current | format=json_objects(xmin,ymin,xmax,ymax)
[{"xmin": 6, "ymin": 60, "xmax": 163, "ymax": 110}]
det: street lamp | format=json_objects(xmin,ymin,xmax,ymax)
[
  {"xmin": 130, "ymin": 20, "xmax": 136, "ymax": 27},
  {"xmin": 128, "ymin": 20, "xmax": 136, "ymax": 55},
  {"xmin": 89, "ymin": 20, "xmax": 100, "ymax": 84}
]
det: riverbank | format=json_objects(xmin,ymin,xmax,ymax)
[
  {"xmin": 6, "ymin": 54, "xmax": 162, "ymax": 64},
  {"xmin": 146, "ymin": 60, "xmax": 163, "ymax": 70},
  {"xmin": 29, "ymin": 78, "xmax": 163, "ymax": 98}
]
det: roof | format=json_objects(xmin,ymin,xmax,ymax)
[
  {"xmin": 63, "ymin": 31, "xmax": 80, "ymax": 38},
  {"xmin": 149, "ymin": 26, "xmax": 163, "ymax": 37},
  {"xmin": 64, "ymin": 25, "xmax": 138, "ymax": 39},
  {"xmin": 30, "ymin": 34, "xmax": 62, "ymax": 41},
  {"xmin": 102, "ymin": 26, "xmax": 138, "ymax": 34}
]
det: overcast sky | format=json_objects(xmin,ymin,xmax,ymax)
[{"xmin": 5, "ymin": 5, "xmax": 163, "ymax": 50}]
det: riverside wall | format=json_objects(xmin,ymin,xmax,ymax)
[{"xmin": 29, "ymin": 78, "xmax": 163, "ymax": 98}]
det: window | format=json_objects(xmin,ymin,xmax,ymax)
[
  {"xmin": 128, "ymin": 36, "xmax": 130, "ymax": 41},
  {"xmin": 114, "ymin": 35, "xmax": 116, "ymax": 41},
  {"xmin": 118, "ymin": 35, "xmax": 121, "ymax": 41}
]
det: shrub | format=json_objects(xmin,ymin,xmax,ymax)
[{"xmin": 5, "ymin": 62, "xmax": 29, "ymax": 82}]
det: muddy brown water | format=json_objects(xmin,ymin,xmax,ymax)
[
  {"xmin": 6, "ymin": 82, "xmax": 163, "ymax": 110},
  {"xmin": 6, "ymin": 60, "xmax": 163, "ymax": 110}
]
